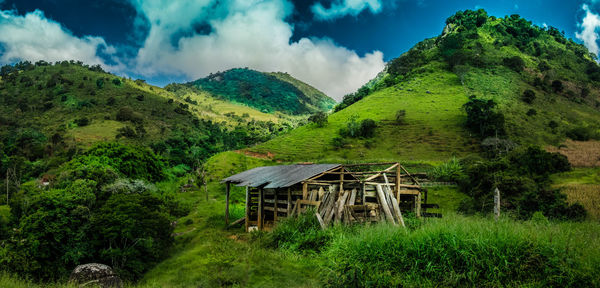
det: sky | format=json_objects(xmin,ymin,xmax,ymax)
[{"xmin": 0, "ymin": 0, "xmax": 596, "ymax": 101}]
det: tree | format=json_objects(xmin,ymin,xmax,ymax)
[
  {"xmin": 522, "ymin": 89, "xmax": 536, "ymax": 104},
  {"xmin": 503, "ymin": 56, "xmax": 525, "ymax": 72},
  {"xmin": 462, "ymin": 96, "xmax": 505, "ymax": 137},
  {"xmin": 91, "ymin": 192, "xmax": 173, "ymax": 280},
  {"xmin": 308, "ymin": 112, "xmax": 328, "ymax": 127}
]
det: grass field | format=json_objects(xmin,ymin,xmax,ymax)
[{"xmin": 248, "ymin": 69, "xmax": 479, "ymax": 162}]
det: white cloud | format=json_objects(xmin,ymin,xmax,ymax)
[
  {"xmin": 0, "ymin": 1, "xmax": 385, "ymax": 100},
  {"xmin": 131, "ymin": 0, "xmax": 385, "ymax": 100},
  {"xmin": 576, "ymin": 4, "xmax": 600, "ymax": 57},
  {"xmin": 311, "ymin": 0, "xmax": 383, "ymax": 20},
  {"xmin": 0, "ymin": 9, "xmax": 120, "ymax": 69}
]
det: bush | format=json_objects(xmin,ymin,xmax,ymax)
[
  {"xmin": 566, "ymin": 126, "xmax": 598, "ymax": 141},
  {"xmin": 308, "ymin": 112, "xmax": 328, "ymax": 127},
  {"xmin": 522, "ymin": 89, "xmax": 536, "ymax": 104},
  {"xmin": 526, "ymin": 108, "xmax": 537, "ymax": 116},
  {"xmin": 552, "ymin": 80, "xmax": 564, "ymax": 92},
  {"xmin": 359, "ymin": 119, "xmax": 377, "ymax": 138},
  {"xmin": 116, "ymin": 106, "xmax": 142, "ymax": 123},
  {"xmin": 331, "ymin": 137, "xmax": 347, "ymax": 150},
  {"xmin": 74, "ymin": 117, "xmax": 90, "ymax": 127},
  {"xmin": 503, "ymin": 56, "xmax": 525, "ymax": 71},
  {"xmin": 96, "ymin": 78, "xmax": 104, "ymax": 89},
  {"xmin": 395, "ymin": 110, "xmax": 406, "ymax": 125},
  {"xmin": 112, "ymin": 78, "xmax": 121, "ymax": 86},
  {"xmin": 430, "ymin": 157, "xmax": 464, "ymax": 182},
  {"xmin": 463, "ymin": 96, "xmax": 505, "ymax": 137}
]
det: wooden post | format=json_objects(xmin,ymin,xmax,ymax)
[
  {"xmin": 245, "ymin": 186, "xmax": 250, "ymax": 232},
  {"xmin": 287, "ymin": 187, "xmax": 292, "ymax": 216},
  {"xmin": 416, "ymin": 192, "xmax": 422, "ymax": 218},
  {"xmin": 225, "ymin": 182, "xmax": 230, "ymax": 225},
  {"xmin": 395, "ymin": 164, "xmax": 401, "ymax": 199},
  {"xmin": 302, "ymin": 182, "xmax": 308, "ymax": 199},
  {"xmin": 339, "ymin": 171, "xmax": 344, "ymax": 195},
  {"xmin": 258, "ymin": 187, "xmax": 264, "ymax": 230},
  {"xmin": 274, "ymin": 189, "xmax": 278, "ymax": 222},
  {"xmin": 494, "ymin": 187, "xmax": 500, "ymax": 221},
  {"xmin": 376, "ymin": 185, "xmax": 396, "ymax": 225}
]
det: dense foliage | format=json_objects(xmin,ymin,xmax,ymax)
[
  {"xmin": 0, "ymin": 143, "xmax": 179, "ymax": 281},
  {"xmin": 458, "ymin": 147, "xmax": 585, "ymax": 220},
  {"xmin": 462, "ymin": 96, "xmax": 505, "ymax": 137},
  {"xmin": 189, "ymin": 68, "xmax": 334, "ymax": 115}
]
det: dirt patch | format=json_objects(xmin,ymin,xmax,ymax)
[
  {"xmin": 236, "ymin": 149, "xmax": 275, "ymax": 160},
  {"xmin": 546, "ymin": 140, "xmax": 600, "ymax": 167}
]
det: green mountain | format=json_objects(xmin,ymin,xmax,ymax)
[
  {"xmin": 0, "ymin": 61, "xmax": 302, "ymax": 180},
  {"xmin": 240, "ymin": 9, "xmax": 600, "ymax": 163},
  {"xmin": 187, "ymin": 68, "xmax": 336, "ymax": 115}
]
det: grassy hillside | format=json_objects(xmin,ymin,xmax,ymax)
[
  {"xmin": 189, "ymin": 68, "xmax": 335, "ymax": 115},
  {"xmin": 241, "ymin": 10, "xmax": 600, "ymax": 164}
]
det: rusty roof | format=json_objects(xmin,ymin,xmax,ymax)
[{"xmin": 221, "ymin": 164, "xmax": 341, "ymax": 189}]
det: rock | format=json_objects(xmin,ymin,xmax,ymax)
[{"xmin": 69, "ymin": 263, "xmax": 123, "ymax": 288}]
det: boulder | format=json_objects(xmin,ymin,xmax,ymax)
[{"xmin": 69, "ymin": 263, "xmax": 123, "ymax": 288}]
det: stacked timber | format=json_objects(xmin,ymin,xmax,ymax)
[{"xmin": 312, "ymin": 185, "xmax": 404, "ymax": 229}]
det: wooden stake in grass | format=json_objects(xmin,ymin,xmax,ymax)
[{"xmin": 494, "ymin": 187, "xmax": 500, "ymax": 221}]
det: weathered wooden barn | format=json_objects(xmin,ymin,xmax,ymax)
[{"xmin": 222, "ymin": 162, "xmax": 436, "ymax": 232}]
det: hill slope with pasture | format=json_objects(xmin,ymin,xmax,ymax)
[{"xmin": 241, "ymin": 10, "xmax": 600, "ymax": 163}]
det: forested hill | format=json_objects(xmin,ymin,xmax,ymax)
[
  {"xmin": 187, "ymin": 68, "xmax": 336, "ymax": 115},
  {"xmin": 0, "ymin": 61, "xmax": 302, "ymax": 182}
]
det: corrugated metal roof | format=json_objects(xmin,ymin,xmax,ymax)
[{"xmin": 222, "ymin": 164, "xmax": 341, "ymax": 189}]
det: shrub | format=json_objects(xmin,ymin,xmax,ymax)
[
  {"xmin": 112, "ymin": 78, "xmax": 121, "ymax": 86},
  {"xmin": 331, "ymin": 137, "xmax": 347, "ymax": 150},
  {"xmin": 566, "ymin": 126, "xmax": 598, "ymax": 141},
  {"xmin": 503, "ymin": 56, "xmax": 525, "ymax": 71},
  {"xmin": 522, "ymin": 89, "xmax": 536, "ymax": 104},
  {"xmin": 552, "ymin": 80, "xmax": 564, "ymax": 92},
  {"xmin": 526, "ymin": 108, "xmax": 537, "ymax": 116},
  {"xmin": 463, "ymin": 96, "xmax": 505, "ymax": 137},
  {"xmin": 116, "ymin": 106, "xmax": 142, "ymax": 123},
  {"xmin": 74, "ymin": 117, "xmax": 90, "ymax": 127},
  {"xmin": 106, "ymin": 97, "xmax": 116, "ymax": 106},
  {"xmin": 430, "ymin": 157, "xmax": 464, "ymax": 182},
  {"xmin": 395, "ymin": 110, "xmax": 406, "ymax": 125},
  {"xmin": 308, "ymin": 112, "xmax": 328, "ymax": 127},
  {"xmin": 96, "ymin": 78, "xmax": 104, "ymax": 89},
  {"xmin": 359, "ymin": 119, "xmax": 377, "ymax": 138},
  {"xmin": 136, "ymin": 94, "xmax": 145, "ymax": 101}
]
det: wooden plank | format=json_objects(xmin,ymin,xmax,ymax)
[
  {"xmin": 376, "ymin": 185, "xmax": 396, "ymax": 225},
  {"xmin": 400, "ymin": 165, "xmax": 421, "ymax": 185},
  {"xmin": 263, "ymin": 199, "xmax": 289, "ymax": 205},
  {"xmin": 302, "ymin": 182, "xmax": 308, "ymax": 199},
  {"xmin": 348, "ymin": 188, "xmax": 357, "ymax": 206},
  {"xmin": 304, "ymin": 166, "xmax": 342, "ymax": 182},
  {"xmin": 398, "ymin": 184, "xmax": 421, "ymax": 189},
  {"xmin": 258, "ymin": 188, "xmax": 263, "ymax": 230},
  {"xmin": 245, "ymin": 186, "xmax": 250, "ymax": 232},
  {"xmin": 398, "ymin": 189, "xmax": 420, "ymax": 195},
  {"xmin": 396, "ymin": 165, "xmax": 401, "ymax": 199},
  {"xmin": 364, "ymin": 182, "xmax": 395, "ymax": 186},
  {"xmin": 315, "ymin": 212, "xmax": 326, "ymax": 229},
  {"xmin": 341, "ymin": 162, "xmax": 399, "ymax": 167},
  {"xmin": 318, "ymin": 187, "xmax": 325, "ymax": 200},
  {"xmin": 225, "ymin": 182, "xmax": 230, "ymax": 225},
  {"xmin": 227, "ymin": 217, "xmax": 245, "ymax": 229},
  {"xmin": 335, "ymin": 191, "xmax": 349, "ymax": 224},
  {"xmin": 390, "ymin": 194, "xmax": 405, "ymax": 227},
  {"xmin": 264, "ymin": 207, "xmax": 288, "ymax": 213}
]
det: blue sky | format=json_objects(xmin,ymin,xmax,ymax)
[{"xmin": 0, "ymin": 0, "xmax": 595, "ymax": 100}]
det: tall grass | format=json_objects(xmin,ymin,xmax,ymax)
[
  {"xmin": 561, "ymin": 184, "xmax": 600, "ymax": 220},
  {"xmin": 322, "ymin": 214, "xmax": 600, "ymax": 287}
]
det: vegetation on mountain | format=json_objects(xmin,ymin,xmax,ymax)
[{"xmin": 188, "ymin": 68, "xmax": 335, "ymax": 115}]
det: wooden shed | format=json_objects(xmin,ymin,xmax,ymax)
[{"xmin": 222, "ymin": 162, "xmax": 436, "ymax": 231}]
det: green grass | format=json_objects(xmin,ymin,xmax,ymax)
[
  {"xmin": 249, "ymin": 69, "xmax": 479, "ymax": 162},
  {"xmin": 550, "ymin": 167, "xmax": 600, "ymax": 186}
]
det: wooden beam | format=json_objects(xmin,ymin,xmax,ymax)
[
  {"xmin": 304, "ymin": 166, "xmax": 343, "ymax": 181},
  {"xmin": 274, "ymin": 188, "xmax": 278, "ymax": 222},
  {"xmin": 258, "ymin": 188, "xmax": 263, "ymax": 231},
  {"xmin": 315, "ymin": 212, "xmax": 326, "ymax": 229},
  {"xmin": 287, "ymin": 187, "xmax": 291, "ymax": 216},
  {"xmin": 227, "ymin": 217, "xmax": 245, "ymax": 229},
  {"xmin": 416, "ymin": 191, "xmax": 422, "ymax": 218},
  {"xmin": 396, "ymin": 164, "xmax": 401, "ymax": 200},
  {"xmin": 264, "ymin": 207, "xmax": 288, "ymax": 213},
  {"xmin": 225, "ymin": 182, "xmax": 230, "ymax": 225},
  {"xmin": 376, "ymin": 185, "xmax": 396, "ymax": 225},
  {"xmin": 341, "ymin": 162, "xmax": 399, "ymax": 167},
  {"xmin": 400, "ymin": 165, "xmax": 421, "ymax": 185}
]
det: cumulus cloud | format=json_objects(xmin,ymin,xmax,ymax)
[
  {"xmin": 0, "ymin": 9, "xmax": 120, "ymax": 69},
  {"xmin": 131, "ymin": 0, "xmax": 385, "ymax": 100},
  {"xmin": 311, "ymin": 0, "xmax": 383, "ymax": 20},
  {"xmin": 576, "ymin": 4, "xmax": 600, "ymax": 57},
  {"xmin": 0, "ymin": 0, "xmax": 385, "ymax": 100}
]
